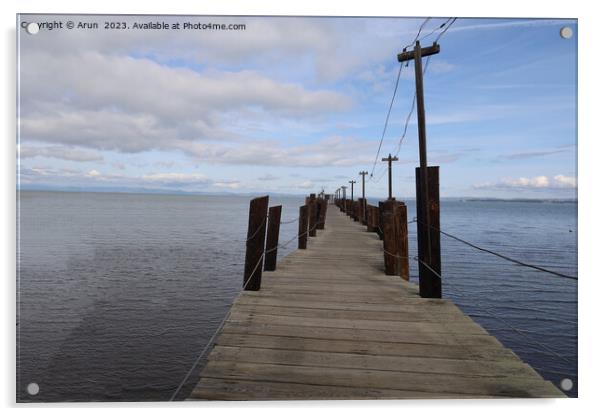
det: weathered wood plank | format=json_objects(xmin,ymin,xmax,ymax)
[
  {"xmin": 208, "ymin": 345, "xmax": 542, "ymax": 379},
  {"xmin": 226, "ymin": 312, "xmax": 489, "ymax": 335},
  {"xmin": 220, "ymin": 322, "xmax": 503, "ymax": 347},
  {"xmin": 230, "ymin": 303, "xmax": 475, "ymax": 324},
  {"xmin": 190, "ymin": 204, "xmax": 565, "ymax": 400},
  {"xmin": 200, "ymin": 361, "xmax": 563, "ymax": 398},
  {"xmin": 190, "ymin": 378, "xmax": 501, "ymax": 400},
  {"xmin": 215, "ymin": 333, "xmax": 519, "ymax": 361}
]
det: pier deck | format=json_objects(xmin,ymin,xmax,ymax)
[{"xmin": 190, "ymin": 207, "xmax": 564, "ymax": 400}]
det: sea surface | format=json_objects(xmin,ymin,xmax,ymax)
[{"xmin": 16, "ymin": 191, "xmax": 578, "ymax": 401}]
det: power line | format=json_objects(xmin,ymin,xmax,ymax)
[
  {"xmin": 370, "ymin": 61, "xmax": 404, "ymax": 178},
  {"xmin": 369, "ymin": 17, "xmax": 432, "ymax": 178},
  {"xmin": 392, "ymin": 17, "xmax": 457, "ymax": 159},
  {"xmin": 418, "ymin": 17, "xmax": 453, "ymax": 43}
]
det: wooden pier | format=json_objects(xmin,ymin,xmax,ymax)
[{"xmin": 189, "ymin": 202, "xmax": 564, "ymax": 400}]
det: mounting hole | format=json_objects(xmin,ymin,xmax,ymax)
[
  {"xmin": 560, "ymin": 378, "xmax": 573, "ymax": 391},
  {"xmin": 560, "ymin": 26, "xmax": 573, "ymax": 39},
  {"xmin": 26, "ymin": 22, "xmax": 40, "ymax": 35},
  {"xmin": 26, "ymin": 382, "xmax": 39, "ymax": 396}
]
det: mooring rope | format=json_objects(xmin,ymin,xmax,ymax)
[
  {"xmin": 169, "ymin": 219, "xmax": 322, "ymax": 401},
  {"xmin": 412, "ymin": 218, "xmax": 577, "ymax": 280}
]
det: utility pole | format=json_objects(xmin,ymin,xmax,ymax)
[
  {"xmin": 381, "ymin": 153, "xmax": 399, "ymax": 200},
  {"xmin": 359, "ymin": 171, "xmax": 368, "ymax": 225},
  {"xmin": 348, "ymin": 180, "xmax": 356, "ymax": 202},
  {"xmin": 398, "ymin": 40, "xmax": 441, "ymax": 298},
  {"xmin": 359, "ymin": 171, "xmax": 368, "ymax": 200},
  {"xmin": 341, "ymin": 185, "xmax": 347, "ymax": 201}
]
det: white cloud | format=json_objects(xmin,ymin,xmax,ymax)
[
  {"xmin": 257, "ymin": 173, "xmax": 279, "ymax": 181},
  {"xmin": 20, "ymin": 51, "xmax": 353, "ymax": 155},
  {"xmin": 449, "ymin": 19, "xmax": 575, "ymax": 34},
  {"xmin": 298, "ymin": 180, "xmax": 314, "ymax": 189},
  {"xmin": 20, "ymin": 165, "xmax": 241, "ymax": 191},
  {"xmin": 141, "ymin": 172, "xmax": 210, "ymax": 183},
  {"xmin": 474, "ymin": 175, "xmax": 577, "ymax": 190},
  {"xmin": 213, "ymin": 180, "xmax": 241, "ymax": 189},
  {"xmin": 553, "ymin": 174, "xmax": 577, "ymax": 188},
  {"xmin": 18, "ymin": 145, "xmax": 104, "ymax": 162}
]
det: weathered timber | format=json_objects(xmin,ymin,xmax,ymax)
[
  {"xmin": 416, "ymin": 166, "xmax": 441, "ymax": 298},
  {"xmin": 192, "ymin": 206, "xmax": 564, "ymax": 401},
  {"xmin": 395, "ymin": 202, "xmax": 410, "ymax": 280},
  {"xmin": 381, "ymin": 199, "xmax": 399, "ymax": 275},
  {"xmin": 243, "ymin": 195, "xmax": 269, "ymax": 291},
  {"xmin": 264, "ymin": 205, "xmax": 282, "ymax": 271},
  {"xmin": 308, "ymin": 194, "xmax": 317, "ymax": 237},
  {"xmin": 298, "ymin": 205, "xmax": 308, "ymax": 249}
]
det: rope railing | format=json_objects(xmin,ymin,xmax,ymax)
[
  {"xmin": 169, "ymin": 211, "xmax": 322, "ymax": 400},
  {"xmin": 373, "ymin": 239, "xmax": 574, "ymax": 365},
  {"xmin": 245, "ymin": 215, "xmax": 268, "ymax": 242},
  {"xmin": 411, "ymin": 217, "xmax": 577, "ymax": 281},
  {"xmin": 442, "ymin": 272, "xmax": 573, "ymax": 364},
  {"xmin": 168, "ymin": 250, "xmax": 266, "ymax": 401}
]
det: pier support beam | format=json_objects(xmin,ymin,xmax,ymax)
[{"xmin": 243, "ymin": 195, "xmax": 269, "ymax": 291}]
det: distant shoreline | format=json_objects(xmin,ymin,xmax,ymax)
[{"xmin": 17, "ymin": 187, "xmax": 577, "ymax": 203}]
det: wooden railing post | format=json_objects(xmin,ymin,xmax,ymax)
[
  {"xmin": 298, "ymin": 205, "xmax": 309, "ymax": 249},
  {"xmin": 317, "ymin": 198, "xmax": 328, "ymax": 229},
  {"xmin": 358, "ymin": 198, "xmax": 366, "ymax": 225},
  {"xmin": 377, "ymin": 202, "xmax": 385, "ymax": 240},
  {"xmin": 381, "ymin": 199, "xmax": 399, "ymax": 275},
  {"xmin": 308, "ymin": 194, "xmax": 317, "ymax": 237},
  {"xmin": 243, "ymin": 195, "xmax": 269, "ymax": 291},
  {"xmin": 395, "ymin": 202, "xmax": 410, "ymax": 281},
  {"xmin": 264, "ymin": 205, "xmax": 282, "ymax": 271},
  {"xmin": 366, "ymin": 204, "xmax": 375, "ymax": 232},
  {"xmin": 416, "ymin": 166, "xmax": 441, "ymax": 298}
]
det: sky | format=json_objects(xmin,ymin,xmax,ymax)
[{"xmin": 17, "ymin": 15, "xmax": 577, "ymax": 199}]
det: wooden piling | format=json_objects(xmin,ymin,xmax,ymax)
[
  {"xmin": 377, "ymin": 202, "xmax": 385, "ymax": 240},
  {"xmin": 193, "ymin": 205, "xmax": 565, "ymax": 401},
  {"xmin": 243, "ymin": 195, "xmax": 269, "ymax": 291},
  {"xmin": 366, "ymin": 204, "xmax": 375, "ymax": 232},
  {"xmin": 381, "ymin": 199, "xmax": 399, "ymax": 275},
  {"xmin": 308, "ymin": 195, "xmax": 317, "ymax": 237},
  {"xmin": 317, "ymin": 198, "xmax": 328, "ymax": 230},
  {"xmin": 264, "ymin": 205, "xmax": 282, "ymax": 272},
  {"xmin": 358, "ymin": 198, "xmax": 366, "ymax": 225},
  {"xmin": 416, "ymin": 166, "xmax": 441, "ymax": 298},
  {"xmin": 298, "ymin": 205, "xmax": 309, "ymax": 249},
  {"xmin": 395, "ymin": 202, "xmax": 410, "ymax": 281}
]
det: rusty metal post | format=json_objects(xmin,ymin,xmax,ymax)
[
  {"xmin": 243, "ymin": 195, "xmax": 269, "ymax": 291},
  {"xmin": 264, "ymin": 205, "xmax": 282, "ymax": 271}
]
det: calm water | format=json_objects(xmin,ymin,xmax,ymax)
[{"xmin": 16, "ymin": 191, "xmax": 577, "ymax": 401}]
